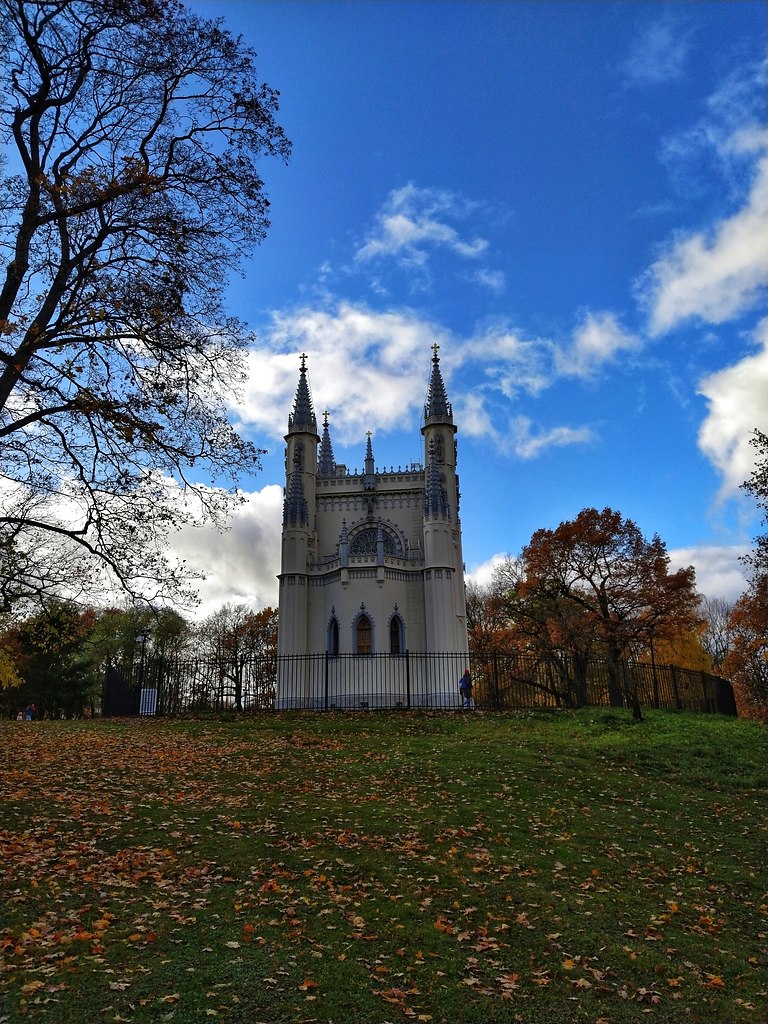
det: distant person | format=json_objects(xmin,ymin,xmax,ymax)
[
  {"xmin": 24, "ymin": 703, "xmax": 35, "ymax": 721},
  {"xmin": 16, "ymin": 710, "xmax": 23, "ymax": 721},
  {"xmin": 459, "ymin": 669, "xmax": 474, "ymax": 709}
]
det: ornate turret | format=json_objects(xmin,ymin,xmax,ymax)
[
  {"xmin": 363, "ymin": 431, "xmax": 376, "ymax": 491},
  {"xmin": 318, "ymin": 410, "xmax": 336, "ymax": 476},
  {"xmin": 283, "ymin": 442, "xmax": 309, "ymax": 525},
  {"xmin": 420, "ymin": 344, "xmax": 466, "ymax": 658},
  {"xmin": 424, "ymin": 343, "xmax": 453, "ymax": 425},
  {"xmin": 279, "ymin": 355, "xmax": 319, "ymax": 661},
  {"xmin": 424, "ymin": 440, "xmax": 450, "ymax": 519},
  {"xmin": 288, "ymin": 353, "xmax": 318, "ymax": 435}
]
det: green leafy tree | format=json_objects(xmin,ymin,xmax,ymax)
[
  {"xmin": 91, "ymin": 605, "xmax": 190, "ymax": 673},
  {"xmin": 0, "ymin": 0, "xmax": 290, "ymax": 610},
  {"xmin": 1, "ymin": 601, "xmax": 101, "ymax": 717}
]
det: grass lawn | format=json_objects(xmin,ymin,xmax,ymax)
[{"xmin": 1, "ymin": 709, "xmax": 766, "ymax": 1024}]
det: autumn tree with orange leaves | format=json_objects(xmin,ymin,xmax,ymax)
[{"xmin": 497, "ymin": 508, "xmax": 701, "ymax": 720}]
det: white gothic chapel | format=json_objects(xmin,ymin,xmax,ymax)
[{"xmin": 276, "ymin": 347, "xmax": 469, "ymax": 708}]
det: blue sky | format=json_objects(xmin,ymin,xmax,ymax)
[{"xmin": 174, "ymin": 0, "xmax": 767, "ymax": 615}]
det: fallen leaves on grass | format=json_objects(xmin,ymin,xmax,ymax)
[{"xmin": 1, "ymin": 715, "xmax": 764, "ymax": 1024}]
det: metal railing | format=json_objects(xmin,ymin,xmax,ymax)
[{"xmin": 102, "ymin": 650, "xmax": 737, "ymax": 717}]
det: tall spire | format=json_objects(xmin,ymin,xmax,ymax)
[
  {"xmin": 363, "ymin": 431, "xmax": 376, "ymax": 491},
  {"xmin": 318, "ymin": 410, "xmax": 336, "ymax": 476},
  {"xmin": 424, "ymin": 343, "xmax": 452, "ymax": 424},
  {"xmin": 288, "ymin": 353, "xmax": 318, "ymax": 435}
]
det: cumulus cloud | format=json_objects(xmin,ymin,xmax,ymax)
[
  {"xmin": 462, "ymin": 325, "xmax": 554, "ymax": 398},
  {"xmin": 234, "ymin": 301, "xmax": 602, "ymax": 462},
  {"xmin": 466, "ymin": 267, "xmax": 507, "ymax": 294},
  {"xmin": 556, "ymin": 311, "xmax": 641, "ymax": 378},
  {"xmin": 639, "ymin": 60, "xmax": 768, "ymax": 336},
  {"xmin": 641, "ymin": 149, "xmax": 768, "ymax": 335},
  {"xmin": 171, "ymin": 484, "xmax": 283, "ymax": 618},
  {"xmin": 356, "ymin": 183, "xmax": 488, "ymax": 264},
  {"xmin": 236, "ymin": 303, "xmax": 449, "ymax": 445},
  {"xmin": 466, "ymin": 552, "xmax": 508, "ymax": 589},
  {"xmin": 509, "ymin": 416, "xmax": 594, "ymax": 460},
  {"xmin": 352, "ymin": 183, "xmax": 506, "ymax": 293},
  {"xmin": 697, "ymin": 318, "xmax": 768, "ymax": 500},
  {"xmin": 620, "ymin": 14, "xmax": 692, "ymax": 87},
  {"xmin": 669, "ymin": 545, "xmax": 750, "ymax": 602}
]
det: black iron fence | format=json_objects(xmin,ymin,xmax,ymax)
[{"xmin": 103, "ymin": 650, "xmax": 737, "ymax": 717}]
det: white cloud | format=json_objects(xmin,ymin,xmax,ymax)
[
  {"xmin": 237, "ymin": 303, "xmax": 448, "ymax": 445},
  {"xmin": 669, "ymin": 545, "xmax": 750, "ymax": 603},
  {"xmin": 556, "ymin": 311, "xmax": 641, "ymax": 378},
  {"xmin": 642, "ymin": 149, "xmax": 768, "ymax": 335},
  {"xmin": 455, "ymin": 391, "xmax": 496, "ymax": 440},
  {"xmin": 466, "ymin": 552, "xmax": 508, "ymax": 589},
  {"xmin": 509, "ymin": 416, "xmax": 593, "ymax": 460},
  {"xmin": 640, "ymin": 60, "xmax": 768, "ymax": 336},
  {"xmin": 235, "ymin": 302, "xmax": 603, "ymax": 463},
  {"xmin": 172, "ymin": 484, "xmax": 283, "ymax": 618},
  {"xmin": 455, "ymin": 390, "xmax": 593, "ymax": 458},
  {"xmin": 697, "ymin": 317, "xmax": 768, "ymax": 500},
  {"xmin": 356, "ymin": 183, "xmax": 488, "ymax": 266},
  {"xmin": 620, "ymin": 14, "xmax": 692, "ymax": 87},
  {"xmin": 462, "ymin": 325, "xmax": 554, "ymax": 398},
  {"xmin": 466, "ymin": 267, "xmax": 506, "ymax": 293}
]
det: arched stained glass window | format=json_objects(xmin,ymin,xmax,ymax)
[
  {"xmin": 356, "ymin": 614, "xmax": 372, "ymax": 655},
  {"xmin": 350, "ymin": 526, "xmax": 402, "ymax": 557}
]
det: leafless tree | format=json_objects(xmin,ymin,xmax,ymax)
[{"xmin": 0, "ymin": 0, "xmax": 290, "ymax": 610}]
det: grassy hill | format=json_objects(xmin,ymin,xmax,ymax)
[{"xmin": 1, "ymin": 709, "xmax": 765, "ymax": 1023}]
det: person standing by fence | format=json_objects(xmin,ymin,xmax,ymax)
[{"xmin": 459, "ymin": 669, "xmax": 474, "ymax": 709}]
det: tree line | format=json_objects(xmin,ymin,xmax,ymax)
[
  {"xmin": 467, "ymin": 433, "xmax": 768, "ymax": 720},
  {"xmin": 0, "ymin": 602, "xmax": 277, "ymax": 720},
  {"xmin": 3, "ymin": 432, "xmax": 765, "ymax": 720}
]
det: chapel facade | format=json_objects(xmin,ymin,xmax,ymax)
[{"xmin": 277, "ymin": 347, "xmax": 469, "ymax": 706}]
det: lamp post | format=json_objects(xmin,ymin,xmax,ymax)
[{"xmin": 136, "ymin": 629, "xmax": 148, "ymax": 693}]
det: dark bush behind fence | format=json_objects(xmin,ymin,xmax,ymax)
[{"xmin": 103, "ymin": 650, "xmax": 737, "ymax": 717}]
